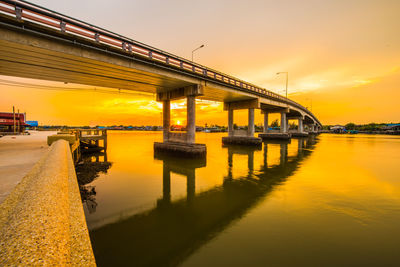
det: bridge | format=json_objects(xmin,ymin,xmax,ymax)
[{"xmin": 0, "ymin": 0, "xmax": 322, "ymax": 156}]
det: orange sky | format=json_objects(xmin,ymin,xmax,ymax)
[{"xmin": 1, "ymin": 0, "xmax": 399, "ymax": 126}]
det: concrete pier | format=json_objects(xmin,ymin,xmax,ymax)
[
  {"xmin": 154, "ymin": 142, "xmax": 206, "ymax": 157},
  {"xmin": 155, "ymin": 85, "xmax": 206, "ymax": 157},
  {"xmin": 222, "ymin": 136, "xmax": 263, "ymax": 146},
  {"xmin": 223, "ymin": 103, "xmax": 262, "ymax": 146},
  {"xmin": 290, "ymin": 118, "xmax": 308, "ymax": 137},
  {"xmin": 258, "ymin": 110, "xmax": 291, "ymax": 140},
  {"xmin": 291, "ymin": 132, "xmax": 309, "ymax": 138},
  {"xmin": 259, "ymin": 132, "xmax": 291, "ymax": 140}
]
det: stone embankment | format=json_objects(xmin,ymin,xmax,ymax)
[{"xmin": 0, "ymin": 140, "xmax": 95, "ymax": 266}]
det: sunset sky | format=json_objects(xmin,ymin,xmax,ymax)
[{"xmin": 1, "ymin": 0, "xmax": 399, "ymax": 126}]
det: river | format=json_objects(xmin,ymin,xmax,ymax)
[{"xmin": 77, "ymin": 131, "xmax": 400, "ymax": 267}]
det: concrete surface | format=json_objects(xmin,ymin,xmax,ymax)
[
  {"xmin": 222, "ymin": 136, "xmax": 262, "ymax": 146},
  {"xmin": 154, "ymin": 142, "xmax": 207, "ymax": 157},
  {"xmin": 258, "ymin": 133, "xmax": 291, "ymax": 140},
  {"xmin": 0, "ymin": 131, "xmax": 56, "ymax": 203},
  {"xmin": 291, "ymin": 132, "xmax": 309, "ymax": 138},
  {"xmin": 0, "ymin": 140, "xmax": 95, "ymax": 266},
  {"xmin": 47, "ymin": 134, "xmax": 77, "ymax": 146}
]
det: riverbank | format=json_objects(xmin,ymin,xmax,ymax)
[{"xmin": 0, "ymin": 138, "xmax": 95, "ymax": 265}]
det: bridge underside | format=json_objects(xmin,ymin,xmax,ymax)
[{"xmin": 0, "ymin": 25, "xmax": 256, "ymax": 104}]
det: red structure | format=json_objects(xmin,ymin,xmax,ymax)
[{"xmin": 0, "ymin": 112, "xmax": 29, "ymax": 133}]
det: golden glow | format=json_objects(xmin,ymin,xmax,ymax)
[{"xmin": 1, "ymin": 0, "xmax": 400, "ymax": 125}]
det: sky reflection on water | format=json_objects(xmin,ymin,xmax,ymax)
[{"xmin": 78, "ymin": 132, "xmax": 400, "ymax": 267}]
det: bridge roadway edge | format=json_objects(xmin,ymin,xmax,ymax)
[{"xmin": 0, "ymin": 140, "xmax": 96, "ymax": 266}]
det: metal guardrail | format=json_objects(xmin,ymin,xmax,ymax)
[{"xmin": 0, "ymin": 0, "xmax": 321, "ymax": 126}]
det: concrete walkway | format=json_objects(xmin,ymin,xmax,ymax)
[{"xmin": 0, "ymin": 131, "xmax": 55, "ymax": 203}]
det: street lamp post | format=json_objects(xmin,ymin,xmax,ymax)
[
  {"xmin": 276, "ymin": 72, "xmax": 288, "ymax": 99},
  {"xmin": 192, "ymin": 44, "xmax": 204, "ymax": 62}
]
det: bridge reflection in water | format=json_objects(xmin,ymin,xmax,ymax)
[{"xmin": 81, "ymin": 136, "xmax": 317, "ymax": 266}]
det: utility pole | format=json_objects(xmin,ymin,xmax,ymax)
[
  {"xmin": 17, "ymin": 108, "xmax": 20, "ymax": 133},
  {"xmin": 13, "ymin": 106, "xmax": 16, "ymax": 134}
]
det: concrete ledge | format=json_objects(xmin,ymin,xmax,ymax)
[
  {"xmin": 0, "ymin": 140, "xmax": 95, "ymax": 266},
  {"xmin": 154, "ymin": 142, "xmax": 206, "ymax": 158},
  {"xmin": 47, "ymin": 134, "xmax": 77, "ymax": 146},
  {"xmin": 222, "ymin": 136, "xmax": 262, "ymax": 146},
  {"xmin": 291, "ymin": 132, "xmax": 309, "ymax": 138},
  {"xmin": 258, "ymin": 133, "xmax": 291, "ymax": 140}
]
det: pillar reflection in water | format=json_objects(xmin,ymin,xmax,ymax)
[
  {"xmin": 155, "ymin": 152, "xmax": 206, "ymax": 205},
  {"xmin": 90, "ymin": 136, "xmax": 319, "ymax": 267},
  {"xmin": 225, "ymin": 145, "xmax": 261, "ymax": 180}
]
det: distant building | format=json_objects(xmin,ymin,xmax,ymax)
[
  {"xmin": 0, "ymin": 112, "xmax": 30, "ymax": 133},
  {"xmin": 384, "ymin": 124, "xmax": 400, "ymax": 134},
  {"xmin": 26, "ymin": 121, "xmax": 39, "ymax": 127},
  {"xmin": 330, "ymin": 125, "xmax": 346, "ymax": 133}
]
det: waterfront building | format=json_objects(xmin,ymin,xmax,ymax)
[
  {"xmin": 0, "ymin": 112, "xmax": 29, "ymax": 133},
  {"xmin": 330, "ymin": 125, "xmax": 346, "ymax": 133}
]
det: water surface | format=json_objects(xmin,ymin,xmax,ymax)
[{"xmin": 79, "ymin": 132, "xmax": 400, "ymax": 266}]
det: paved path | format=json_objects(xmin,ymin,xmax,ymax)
[{"xmin": 0, "ymin": 131, "xmax": 55, "ymax": 203}]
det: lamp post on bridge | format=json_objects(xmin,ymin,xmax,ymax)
[
  {"xmin": 276, "ymin": 72, "xmax": 288, "ymax": 99},
  {"xmin": 191, "ymin": 44, "xmax": 204, "ymax": 62}
]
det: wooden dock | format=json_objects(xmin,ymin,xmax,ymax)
[{"xmin": 78, "ymin": 129, "xmax": 107, "ymax": 153}]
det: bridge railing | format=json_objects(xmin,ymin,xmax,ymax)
[{"xmin": 0, "ymin": 0, "xmax": 321, "ymax": 126}]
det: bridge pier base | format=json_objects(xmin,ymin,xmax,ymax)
[
  {"xmin": 222, "ymin": 106, "xmax": 262, "ymax": 146},
  {"xmin": 154, "ymin": 85, "xmax": 206, "ymax": 158},
  {"xmin": 291, "ymin": 118, "xmax": 308, "ymax": 138},
  {"xmin": 306, "ymin": 124, "xmax": 318, "ymax": 135},
  {"xmin": 258, "ymin": 110, "xmax": 291, "ymax": 140}
]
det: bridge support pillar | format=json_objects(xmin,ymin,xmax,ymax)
[
  {"xmin": 263, "ymin": 112, "xmax": 268, "ymax": 133},
  {"xmin": 228, "ymin": 109, "xmax": 234, "ymax": 137},
  {"xmin": 308, "ymin": 124, "xmax": 320, "ymax": 135},
  {"xmin": 222, "ymin": 100, "xmax": 261, "ymax": 146},
  {"xmin": 163, "ymin": 100, "xmax": 170, "ymax": 142},
  {"xmin": 291, "ymin": 117, "xmax": 308, "ymax": 138},
  {"xmin": 298, "ymin": 118, "xmax": 303, "ymax": 133},
  {"xmin": 310, "ymin": 124, "xmax": 316, "ymax": 134},
  {"xmin": 187, "ymin": 95, "xmax": 196, "ymax": 143},
  {"xmin": 248, "ymin": 108, "xmax": 255, "ymax": 137},
  {"xmin": 154, "ymin": 85, "xmax": 206, "ymax": 157},
  {"xmin": 281, "ymin": 112, "xmax": 287, "ymax": 133},
  {"xmin": 258, "ymin": 109, "xmax": 291, "ymax": 140}
]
